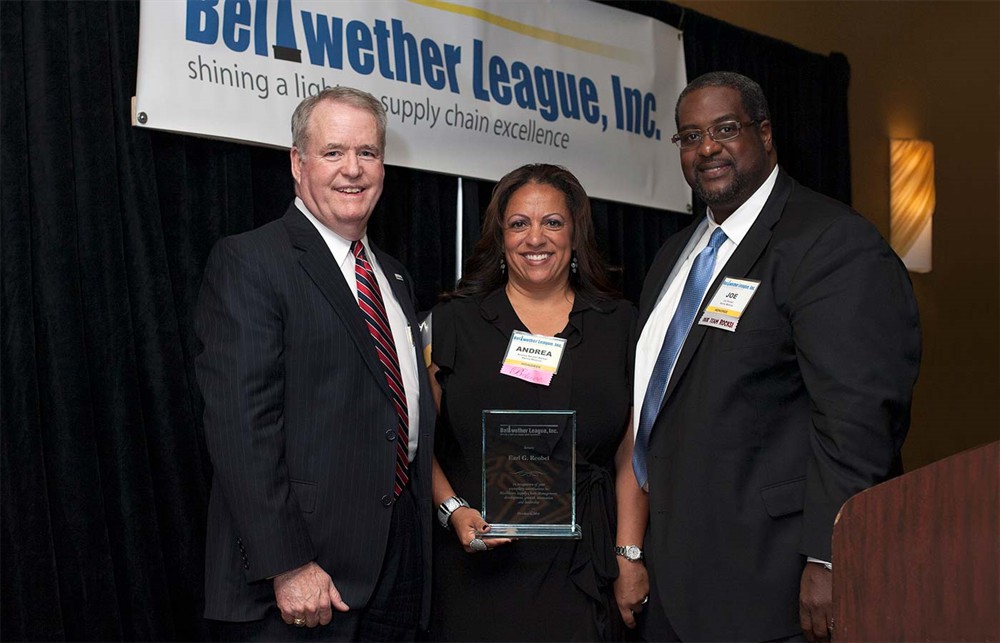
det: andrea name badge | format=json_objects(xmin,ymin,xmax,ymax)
[
  {"xmin": 698, "ymin": 277, "xmax": 760, "ymax": 332},
  {"xmin": 500, "ymin": 330, "xmax": 567, "ymax": 386}
]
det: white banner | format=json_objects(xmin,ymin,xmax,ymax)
[{"xmin": 135, "ymin": 0, "xmax": 689, "ymax": 211}]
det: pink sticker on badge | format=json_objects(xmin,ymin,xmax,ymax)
[{"xmin": 500, "ymin": 363, "xmax": 554, "ymax": 386}]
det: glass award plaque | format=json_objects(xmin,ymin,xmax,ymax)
[{"xmin": 479, "ymin": 410, "xmax": 581, "ymax": 539}]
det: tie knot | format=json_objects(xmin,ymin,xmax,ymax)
[
  {"xmin": 351, "ymin": 240, "xmax": 365, "ymax": 260},
  {"xmin": 708, "ymin": 227, "xmax": 728, "ymax": 251}
]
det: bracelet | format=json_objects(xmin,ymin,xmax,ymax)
[{"xmin": 437, "ymin": 496, "xmax": 470, "ymax": 529}]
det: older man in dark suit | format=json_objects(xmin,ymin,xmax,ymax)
[
  {"xmin": 195, "ymin": 87, "xmax": 434, "ymax": 641},
  {"xmin": 625, "ymin": 72, "xmax": 920, "ymax": 642}
]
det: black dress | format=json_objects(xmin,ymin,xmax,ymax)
[{"xmin": 428, "ymin": 288, "xmax": 635, "ymax": 642}]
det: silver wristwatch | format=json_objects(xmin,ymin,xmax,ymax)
[
  {"xmin": 437, "ymin": 496, "xmax": 470, "ymax": 529},
  {"xmin": 615, "ymin": 544, "xmax": 644, "ymax": 561}
]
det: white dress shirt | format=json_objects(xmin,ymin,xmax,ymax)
[{"xmin": 296, "ymin": 198, "xmax": 420, "ymax": 459}]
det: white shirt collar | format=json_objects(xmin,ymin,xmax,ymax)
[
  {"xmin": 295, "ymin": 196, "xmax": 369, "ymax": 266},
  {"xmin": 707, "ymin": 165, "xmax": 780, "ymax": 245}
]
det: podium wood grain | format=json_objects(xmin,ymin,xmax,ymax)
[{"xmin": 832, "ymin": 440, "xmax": 999, "ymax": 641}]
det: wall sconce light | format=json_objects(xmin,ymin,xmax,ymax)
[{"xmin": 889, "ymin": 139, "xmax": 934, "ymax": 273}]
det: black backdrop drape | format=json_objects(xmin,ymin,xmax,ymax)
[{"xmin": 0, "ymin": 1, "xmax": 849, "ymax": 640}]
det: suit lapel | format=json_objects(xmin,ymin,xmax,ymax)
[
  {"xmin": 638, "ymin": 218, "xmax": 705, "ymax": 331},
  {"xmin": 377, "ymin": 247, "xmax": 418, "ymax": 328},
  {"xmin": 374, "ymin": 244, "xmax": 424, "ymax": 370},
  {"xmin": 660, "ymin": 170, "xmax": 794, "ymax": 408},
  {"xmin": 282, "ymin": 206, "xmax": 389, "ymax": 393}
]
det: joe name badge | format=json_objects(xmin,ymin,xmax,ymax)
[
  {"xmin": 500, "ymin": 330, "xmax": 567, "ymax": 386},
  {"xmin": 698, "ymin": 277, "xmax": 760, "ymax": 332}
]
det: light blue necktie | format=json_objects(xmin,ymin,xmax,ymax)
[{"xmin": 633, "ymin": 227, "xmax": 728, "ymax": 489}]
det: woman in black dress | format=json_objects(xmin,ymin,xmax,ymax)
[{"xmin": 427, "ymin": 164, "xmax": 649, "ymax": 641}]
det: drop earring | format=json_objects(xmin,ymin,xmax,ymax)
[
  {"xmin": 500, "ymin": 256, "xmax": 507, "ymax": 274},
  {"xmin": 570, "ymin": 252, "xmax": 578, "ymax": 275}
]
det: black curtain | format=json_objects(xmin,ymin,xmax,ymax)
[{"xmin": 0, "ymin": 1, "xmax": 849, "ymax": 640}]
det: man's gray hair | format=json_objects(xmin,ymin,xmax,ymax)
[
  {"xmin": 675, "ymin": 71, "xmax": 771, "ymax": 127},
  {"xmin": 291, "ymin": 86, "xmax": 387, "ymax": 153}
]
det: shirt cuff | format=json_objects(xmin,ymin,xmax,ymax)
[{"xmin": 807, "ymin": 556, "xmax": 833, "ymax": 570}]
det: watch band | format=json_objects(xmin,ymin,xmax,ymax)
[{"xmin": 615, "ymin": 544, "xmax": 644, "ymax": 561}]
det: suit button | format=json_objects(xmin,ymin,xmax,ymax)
[
  {"xmin": 385, "ymin": 429, "xmax": 396, "ymax": 441},
  {"xmin": 381, "ymin": 494, "xmax": 393, "ymax": 507}
]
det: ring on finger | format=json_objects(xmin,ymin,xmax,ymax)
[
  {"xmin": 642, "ymin": 595, "xmax": 649, "ymax": 605},
  {"xmin": 469, "ymin": 537, "xmax": 488, "ymax": 552},
  {"xmin": 293, "ymin": 617, "xmax": 306, "ymax": 627}
]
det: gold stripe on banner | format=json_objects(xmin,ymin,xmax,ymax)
[
  {"xmin": 889, "ymin": 139, "xmax": 935, "ymax": 258},
  {"xmin": 407, "ymin": 0, "xmax": 642, "ymax": 63}
]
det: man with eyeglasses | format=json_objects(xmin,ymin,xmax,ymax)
[{"xmin": 625, "ymin": 72, "xmax": 920, "ymax": 642}]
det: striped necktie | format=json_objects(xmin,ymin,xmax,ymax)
[
  {"xmin": 632, "ymin": 227, "xmax": 728, "ymax": 489},
  {"xmin": 352, "ymin": 241, "xmax": 409, "ymax": 497}
]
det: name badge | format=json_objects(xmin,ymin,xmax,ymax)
[
  {"xmin": 500, "ymin": 330, "xmax": 567, "ymax": 386},
  {"xmin": 698, "ymin": 277, "xmax": 760, "ymax": 332}
]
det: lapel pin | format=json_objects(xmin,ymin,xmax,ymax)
[{"xmin": 394, "ymin": 273, "xmax": 404, "ymax": 281}]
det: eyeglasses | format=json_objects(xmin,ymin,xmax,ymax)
[{"xmin": 670, "ymin": 120, "xmax": 758, "ymax": 150}]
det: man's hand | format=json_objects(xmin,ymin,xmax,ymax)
[
  {"xmin": 799, "ymin": 562, "xmax": 833, "ymax": 641},
  {"xmin": 613, "ymin": 557, "xmax": 649, "ymax": 629},
  {"xmin": 273, "ymin": 561, "xmax": 350, "ymax": 628}
]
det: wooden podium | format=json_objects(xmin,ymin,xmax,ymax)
[{"xmin": 831, "ymin": 440, "xmax": 999, "ymax": 641}]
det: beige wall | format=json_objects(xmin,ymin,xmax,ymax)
[{"xmin": 671, "ymin": 0, "xmax": 1000, "ymax": 468}]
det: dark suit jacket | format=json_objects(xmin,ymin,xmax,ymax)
[
  {"xmin": 639, "ymin": 169, "xmax": 920, "ymax": 641},
  {"xmin": 194, "ymin": 204, "xmax": 435, "ymax": 624}
]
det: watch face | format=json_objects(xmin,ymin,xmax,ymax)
[{"xmin": 626, "ymin": 545, "xmax": 641, "ymax": 560}]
